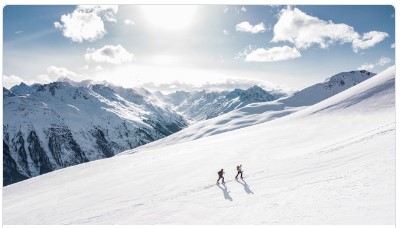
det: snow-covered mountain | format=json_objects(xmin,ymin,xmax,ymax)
[
  {"xmin": 127, "ymin": 70, "xmax": 377, "ymax": 150},
  {"xmin": 2, "ymin": 81, "xmax": 287, "ymax": 186},
  {"xmin": 281, "ymin": 70, "xmax": 376, "ymax": 106},
  {"xmin": 162, "ymin": 85, "xmax": 285, "ymax": 121},
  {"xmin": 2, "ymin": 66, "xmax": 394, "ymax": 224},
  {"xmin": 1, "ymin": 70, "xmax": 378, "ymax": 186},
  {"xmin": 3, "ymin": 81, "xmax": 188, "ymax": 186},
  {"xmin": 2, "ymin": 70, "xmax": 377, "ymax": 186}
]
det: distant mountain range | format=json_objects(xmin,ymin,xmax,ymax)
[
  {"xmin": 3, "ymin": 82, "xmax": 188, "ymax": 186},
  {"xmin": 3, "ymin": 70, "xmax": 376, "ymax": 186},
  {"xmin": 122, "ymin": 70, "xmax": 377, "ymax": 151},
  {"xmin": 160, "ymin": 85, "xmax": 286, "ymax": 121},
  {"xmin": 3, "ymin": 81, "xmax": 283, "ymax": 185}
]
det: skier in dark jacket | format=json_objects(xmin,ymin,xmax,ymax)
[
  {"xmin": 235, "ymin": 164, "xmax": 243, "ymax": 179},
  {"xmin": 217, "ymin": 169, "xmax": 225, "ymax": 184}
]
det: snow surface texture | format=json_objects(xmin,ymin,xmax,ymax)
[{"xmin": 2, "ymin": 66, "xmax": 395, "ymax": 224}]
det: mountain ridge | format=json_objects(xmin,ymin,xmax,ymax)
[
  {"xmin": 3, "ymin": 81, "xmax": 187, "ymax": 186},
  {"xmin": 164, "ymin": 85, "xmax": 285, "ymax": 121},
  {"xmin": 124, "ymin": 69, "xmax": 378, "ymax": 152}
]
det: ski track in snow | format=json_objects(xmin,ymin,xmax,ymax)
[{"xmin": 311, "ymin": 122, "xmax": 395, "ymax": 155}]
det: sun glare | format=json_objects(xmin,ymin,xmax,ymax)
[
  {"xmin": 150, "ymin": 55, "xmax": 181, "ymax": 65},
  {"xmin": 140, "ymin": 5, "xmax": 198, "ymax": 30}
]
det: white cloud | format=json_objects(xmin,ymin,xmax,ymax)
[
  {"xmin": 3, "ymin": 74, "xmax": 25, "ymax": 89},
  {"xmin": 245, "ymin": 46, "xmax": 301, "ymax": 62},
  {"xmin": 124, "ymin": 19, "xmax": 135, "ymax": 26},
  {"xmin": 223, "ymin": 29, "xmax": 229, "ymax": 36},
  {"xmin": 223, "ymin": 6, "xmax": 229, "ymax": 13},
  {"xmin": 3, "ymin": 74, "xmax": 57, "ymax": 88},
  {"xmin": 352, "ymin": 31, "xmax": 388, "ymax": 53},
  {"xmin": 47, "ymin": 65, "xmax": 77, "ymax": 79},
  {"xmin": 85, "ymin": 45, "xmax": 135, "ymax": 64},
  {"xmin": 235, "ymin": 45, "xmax": 256, "ymax": 60},
  {"xmin": 391, "ymin": 43, "xmax": 395, "ymax": 48},
  {"xmin": 89, "ymin": 63, "xmax": 289, "ymax": 94},
  {"xmin": 142, "ymin": 77, "xmax": 278, "ymax": 93},
  {"xmin": 357, "ymin": 63, "xmax": 375, "ymax": 71},
  {"xmin": 377, "ymin": 56, "xmax": 391, "ymax": 66},
  {"xmin": 272, "ymin": 7, "xmax": 387, "ymax": 52},
  {"xmin": 241, "ymin": 7, "xmax": 247, "ymax": 13},
  {"xmin": 3, "ymin": 67, "xmax": 79, "ymax": 88},
  {"xmin": 236, "ymin": 21, "xmax": 266, "ymax": 34},
  {"xmin": 357, "ymin": 56, "xmax": 392, "ymax": 71},
  {"xmin": 54, "ymin": 5, "xmax": 118, "ymax": 42},
  {"xmin": 77, "ymin": 5, "xmax": 118, "ymax": 22},
  {"xmin": 81, "ymin": 64, "xmax": 104, "ymax": 72},
  {"xmin": 45, "ymin": 66, "xmax": 83, "ymax": 82}
]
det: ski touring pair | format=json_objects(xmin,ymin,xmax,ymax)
[{"xmin": 217, "ymin": 164, "xmax": 243, "ymax": 184}]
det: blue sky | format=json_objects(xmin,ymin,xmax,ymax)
[{"xmin": 3, "ymin": 5, "xmax": 395, "ymax": 92}]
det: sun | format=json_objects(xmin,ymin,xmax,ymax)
[{"xmin": 140, "ymin": 5, "xmax": 198, "ymax": 30}]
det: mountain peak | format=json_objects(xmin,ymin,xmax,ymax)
[
  {"xmin": 247, "ymin": 85, "xmax": 264, "ymax": 91},
  {"xmin": 10, "ymin": 82, "xmax": 34, "ymax": 95},
  {"xmin": 323, "ymin": 70, "xmax": 376, "ymax": 90},
  {"xmin": 34, "ymin": 81, "xmax": 75, "ymax": 96},
  {"xmin": 325, "ymin": 70, "xmax": 375, "ymax": 82},
  {"xmin": 226, "ymin": 85, "xmax": 278, "ymax": 102}
]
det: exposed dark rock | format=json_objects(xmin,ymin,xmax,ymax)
[{"xmin": 3, "ymin": 141, "xmax": 29, "ymax": 186}]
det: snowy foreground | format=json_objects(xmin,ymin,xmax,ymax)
[{"xmin": 2, "ymin": 67, "xmax": 395, "ymax": 225}]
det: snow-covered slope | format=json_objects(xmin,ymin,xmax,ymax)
[
  {"xmin": 2, "ymin": 66, "xmax": 395, "ymax": 224},
  {"xmin": 129, "ymin": 70, "xmax": 377, "ymax": 150},
  {"xmin": 281, "ymin": 70, "xmax": 376, "ymax": 107},
  {"xmin": 163, "ymin": 85, "xmax": 284, "ymax": 121},
  {"xmin": 3, "ymin": 82, "xmax": 187, "ymax": 186}
]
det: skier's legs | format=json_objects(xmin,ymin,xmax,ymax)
[{"xmin": 235, "ymin": 172, "xmax": 239, "ymax": 179}]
